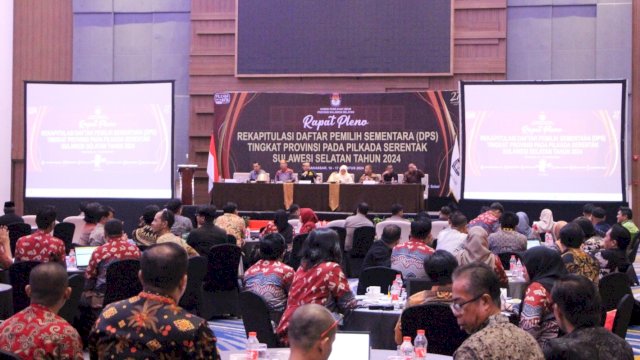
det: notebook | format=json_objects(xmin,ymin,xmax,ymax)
[
  {"xmin": 74, "ymin": 246, "xmax": 98, "ymax": 268},
  {"xmin": 329, "ymin": 332, "xmax": 370, "ymax": 360}
]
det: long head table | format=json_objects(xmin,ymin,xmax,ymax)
[{"xmin": 211, "ymin": 183, "xmax": 425, "ymax": 213}]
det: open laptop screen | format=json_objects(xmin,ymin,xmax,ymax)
[
  {"xmin": 329, "ymin": 332, "xmax": 370, "ymax": 360},
  {"xmin": 75, "ymin": 246, "xmax": 98, "ymax": 267}
]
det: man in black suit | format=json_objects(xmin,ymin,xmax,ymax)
[
  {"xmin": 186, "ymin": 205, "xmax": 228, "ymax": 256},
  {"xmin": 362, "ymin": 224, "xmax": 401, "ymax": 269},
  {"xmin": 0, "ymin": 201, "xmax": 24, "ymax": 226}
]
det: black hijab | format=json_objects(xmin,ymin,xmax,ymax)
[
  {"xmin": 522, "ymin": 246, "xmax": 567, "ymax": 292},
  {"xmin": 274, "ymin": 209, "xmax": 292, "ymax": 233}
]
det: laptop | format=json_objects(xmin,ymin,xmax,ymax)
[
  {"xmin": 74, "ymin": 246, "xmax": 98, "ymax": 269},
  {"xmin": 329, "ymin": 332, "xmax": 370, "ymax": 360},
  {"xmin": 527, "ymin": 240, "xmax": 541, "ymax": 250}
]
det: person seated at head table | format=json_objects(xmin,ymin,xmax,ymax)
[
  {"xmin": 381, "ymin": 164, "xmax": 398, "ymax": 183},
  {"xmin": 288, "ymin": 304, "xmax": 339, "ymax": 360},
  {"xmin": 0, "ymin": 262, "xmax": 83, "ymax": 359},
  {"xmin": 152, "ymin": 209, "xmax": 199, "ymax": 257},
  {"xmin": 299, "ymin": 208, "xmax": 319, "ymax": 235},
  {"xmin": 593, "ymin": 223, "xmax": 631, "ymax": 278},
  {"xmin": 557, "ymin": 222, "xmax": 599, "ymax": 284},
  {"xmin": 358, "ymin": 164, "xmax": 381, "ymax": 183},
  {"xmin": 488, "ymin": 211, "xmax": 527, "ymax": 255},
  {"xmin": 132, "ymin": 204, "xmax": 160, "ymax": 246},
  {"xmin": 275, "ymin": 159, "xmax": 295, "ymax": 183},
  {"xmin": 15, "ymin": 205, "xmax": 65, "ymax": 266},
  {"xmin": 249, "ymin": 161, "xmax": 267, "ymax": 181},
  {"xmin": 519, "ymin": 246, "xmax": 567, "ymax": 349},
  {"xmin": 394, "ymin": 250, "xmax": 457, "ymax": 345},
  {"xmin": 298, "ymin": 162, "xmax": 317, "ymax": 183},
  {"xmin": 327, "ymin": 165, "xmax": 354, "ymax": 184},
  {"xmin": 456, "ymin": 227, "xmax": 508, "ymax": 287},
  {"xmin": 362, "ymin": 224, "xmax": 401, "ymax": 269},
  {"xmin": 261, "ymin": 209, "xmax": 294, "ymax": 245},
  {"xmin": 391, "ymin": 220, "xmax": 435, "ymax": 279},
  {"xmin": 403, "ymin": 163, "xmax": 425, "ymax": 184}
]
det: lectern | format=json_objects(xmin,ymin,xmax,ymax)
[{"xmin": 177, "ymin": 164, "xmax": 198, "ymax": 205}]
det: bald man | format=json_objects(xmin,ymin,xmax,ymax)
[
  {"xmin": 0, "ymin": 262, "xmax": 83, "ymax": 359},
  {"xmin": 288, "ymin": 304, "xmax": 338, "ymax": 360}
]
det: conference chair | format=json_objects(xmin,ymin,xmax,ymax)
[
  {"xmin": 58, "ymin": 273, "xmax": 85, "ymax": 324},
  {"xmin": 599, "ymin": 272, "xmax": 632, "ymax": 312},
  {"xmin": 53, "ymin": 222, "xmax": 75, "ymax": 254},
  {"xmin": 626, "ymin": 232, "xmax": 640, "ymax": 263},
  {"xmin": 357, "ymin": 267, "xmax": 401, "ymax": 295},
  {"xmin": 103, "ymin": 259, "xmax": 142, "ymax": 306},
  {"xmin": 0, "ymin": 283, "xmax": 13, "ymax": 320},
  {"xmin": 239, "ymin": 291, "xmax": 280, "ymax": 348},
  {"xmin": 498, "ymin": 252, "xmax": 523, "ymax": 271},
  {"xmin": 286, "ymin": 233, "xmax": 308, "ymax": 270},
  {"xmin": 8, "ymin": 261, "xmax": 40, "ymax": 313},
  {"xmin": 406, "ymin": 278, "xmax": 434, "ymax": 297},
  {"xmin": 330, "ymin": 226, "xmax": 347, "ymax": 251},
  {"xmin": 0, "ymin": 349, "xmax": 20, "ymax": 360},
  {"xmin": 612, "ymin": 294, "xmax": 634, "ymax": 339},
  {"xmin": 401, "ymin": 303, "xmax": 468, "ymax": 356},
  {"xmin": 626, "ymin": 265, "xmax": 639, "ymax": 286},
  {"xmin": 179, "ymin": 256, "xmax": 207, "ymax": 316},
  {"xmin": 62, "ymin": 215, "xmax": 86, "ymax": 246},
  {"xmin": 202, "ymin": 244, "xmax": 242, "ymax": 319},
  {"xmin": 21, "ymin": 215, "xmax": 36, "ymax": 228},
  {"xmin": 431, "ymin": 220, "xmax": 449, "ymax": 240},
  {"xmin": 7, "ymin": 223, "xmax": 32, "ymax": 255},
  {"xmin": 375, "ymin": 221, "xmax": 411, "ymax": 243},
  {"xmin": 326, "ymin": 219, "xmax": 345, "ymax": 228},
  {"xmin": 348, "ymin": 226, "xmax": 375, "ymax": 278}
]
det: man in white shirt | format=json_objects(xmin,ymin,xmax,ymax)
[
  {"xmin": 344, "ymin": 202, "xmax": 374, "ymax": 251},
  {"xmin": 436, "ymin": 212, "xmax": 468, "ymax": 256}
]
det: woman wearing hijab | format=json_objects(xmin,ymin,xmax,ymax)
[
  {"xmin": 516, "ymin": 212, "xmax": 540, "ymax": 241},
  {"xmin": 456, "ymin": 227, "xmax": 508, "ymax": 286},
  {"xmin": 298, "ymin": 208, "xmax": 319, "ymax": 234},
  {"xmin": 261, "ymin": 209, "xmax": 294, "ymax": 245},
  {"xmin": 520, "ymin": 246, "xmax": 567, "ymax": 349},
  {"xmin": 533, "ymin": 209, "xmax": 556, "ymax": 246},
  {"xmin": 328, "ymin": 165, "xmax": 354, "ymax": 184},
  {"xmin": 557, "ymin": 222, "xmax": 600, "ymax": 284}
]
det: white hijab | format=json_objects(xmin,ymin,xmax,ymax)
[{"xmin": 335, "ymin": 165, "xmax": 353, "ymax": 184}]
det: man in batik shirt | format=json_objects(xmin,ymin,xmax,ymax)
[
  {"xmin": 0, "ymin": 262, "xmax": 83, "ymax": 359},
  {"xmin": 89, "ymin": 242, "xmax": 220, "ymax": 359},
  {"xmin": 15, "ymin": 205, "xmax": 66, "ymax": 265}
]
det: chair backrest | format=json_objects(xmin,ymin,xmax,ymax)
[
  {"xmin": 401, "ymin": 303, "xmax": 468, "ymax": 356},
  {"xmin": 238, "ymin": 291, "xmax": 280, "ymax": 347},
  {"xmin": 375, "ymin": 221, "xmax": 411, "ymax": 243},
  {"xmin": 226, "ymin": 234, "xmax": 238, "ymax": 245},
  {"xmin": 58, "ymin": 274, "xmax": 85, "ymax": 324},
  {"xmin": 351, "ymin": 226, "xmax": 375, "ymax": 258},
  {"xmin": 0, "ymin": 349, "xmax": 21, "ymax": 360},
  {"xmin": 288, "ymin": 219, "xmax": 300, "ymax": 229},
  {"xmin": 179, "ymin": 256, "xmax": 208, "ymax": 314},
  {"xmin": 599, "ymin": 272, "xmax": 633, "ymax": 311},
  {"xmin": 7, "ymin": 223, "xmax": 32, "ymax": 254},
  {"xmin": 62, "ymin": 215, "xmax": 86, "ymax": 245},
  {"xmin": 497, "ymin": 252, "xmax": 523, "ymax": 271},
  {"xmin": 53, "ymin": 222, "xmax": 76, "ymax": 254},
  {"xmin": 612, "ymin": 294, "xmax": 634, "ymax": 339},
  {"xmin": 627, "ymin": 232, "xmax": 640, "ymax": 263},
  {"xmin": 9, "ymin": 261, "xmax": 41, "ymax": 313},
  {"xmin": 625, "ymin": 265, "xmax": 639, "ymax": 286},
  {"xmin": 103, "ymin": 259, "xmax": 142, "ymax": 306},
  {"xmin": 357, "ymin": 267, "xmax": 401, "ymax": 295},
  {"xmin": 407, "ymin": 278, "xmax": 434, "ymax": 297},
  {"xmin": 431, "ymin": 221, "xmax": 449, "ymax": 239},
  {"xmin": 329, "ymin": 227, "xmax": 347, "ymax": 252},
  {"xmin": 21, "ymin": 215, "xmax": 36, "ymax": 228},
  {"xmin": 287, "ymin": 233, "xmax": 308, "ymax": 270},
  {"xmin": 205, "ymin": 244, "xmax": 242, "ymax": 292},
  {"xmin": 326, "ymin": 220, "xmax": 345, "ymax": 228}
]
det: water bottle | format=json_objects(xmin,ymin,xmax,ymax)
[
  {"xmin": 395, "ymin": 274, "xmax": 403, "ymax": 290},
  {"xmin": 509, "ymin": 255, "xmax": 516, "ymax": 272},
  {"xmin": 516, "ymin": 259, "xmax": 523, "ymax": 278},
  {"xmin": 67, "ymin": 249, "xmax": 77, "ymax": 269},
  {"xmin": 414, "ymin": 329, "xmax": 428, "ymax": 359},
  {"xmin": 390, "ymin": 277, "xmax": 401, "ymax": 301},
  {"xmin": 399, "ymin": 336, "xmax": 414, "ymax": 359},
  {"xmin": 246, "ymin": 331, "xmax": 259, "ymax": 360}
]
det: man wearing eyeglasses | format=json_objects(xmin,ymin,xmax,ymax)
[
  {"xmin": 288, "ymin": 304, "xmax": 338, "ymax": 360},
  {"xmin": 451, "ymin": 263, "xmax": 544, "ymax": 359}
]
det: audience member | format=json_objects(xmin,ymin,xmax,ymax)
[
  {"xmin": 594, "ymin": 223, "xmax": 631, "ymax": 277},
  {"xmin": 88, "ymin": 205, "xmax": 113, "ymax": 246},
  {"xmin": 456, "ymin": 227, "xmax": 508, "ymax": 287},
  {"xmin": 436, "ymin": 212, "xmax": 468, "ymax": 256},
  {"xmin": 403, "ymin": 163, "xmax": 425, "ymax": 184},
  {"xmin": 468, "ymin": 202, "xmax": 503, "ymax": 234},
  {"xmin": 557, "ymin": 223, "xmax": 599, "ymax": 284},
  {"xmin": 414, "ymin": 210, "xmax": 431, "ymax": 223},
  {"xmin": 591, "ymin": 206, "xmax": 611, "ymax": 238},
  {"xmin": 244, "ymin": 233, "xmax": 294, "ymax": 317},
  {"xmin": 275, "ymin": 159, "xmax": 295, "ymax": 182},
  {"xmin": 298, "ymin": 162, "xmax": 317, "ymax": 183},
  {"xmin": 0, "ymin": 263, "xmax": 83, "ymax": 359},
  {"xmin": 132, "ymin": 204, "xmax": 160, "ymax": 246},
  {"xmin": 520, "ymin": 247, "xmax": 567, "ymax": 348},
  {"xmin": 15, "ymin": 205, "xmax": 65, "ymax": 266},
  {"xmin": 299, "ymin": 208, "xmax": 319, "ymax": 234},
  {"xmin": 516, "ymin": 211, "xmax": 541, "ymax": 241},
  {"xmin": 75, "ymin": 202, "xmax": 102, "ymax": 246},
  {"xmin": 277, "ymin": 229, "xmax": 356, "ymax": 343},
  {"xmin": 289, "ymin": 204, "xmax": 301, "ymax": 220},
  {"xmin": 214, "ymin": 202, "xmax": 246, "ymax": 246},
  {"xmin": 260, "ymin": 209, "xmax": 294, "ymax": 245},
  {"xmin": 0, "ymin": 227, "xmax": 12, "ymax": 269},
  {"xmin": 89, "ymin": 243, "xmax": 220, "ymax": 358},
  {"xmin": 381, "ymin": 204, "xmax": 408, "ymax": 223},
  {"xmin": 327, "ymin": 165, "xmax": 354, "ymax": 184},
  {"xmin": 249, "ymin": 161, "xmax": 266, "ymax": 181},
  {"xmin": 152, "ymin": 209, "xmax": 199, "ymax": 257},
  {"xmin": 391, "ymin": 220, "xmax": 435, "ymax": 279},
  {"xmin": 166, "ymin": 198, "xmax": 194, "ymax": 237},
  {"xmin": 488, "ymin": 211, "xmax": 527, "ymax": 254},
  {"xmin": 439, "ymin": 206, "xmax": 452, "ymax": 221},
  {"xmin": 544, "ymin": 274, "xmax": 633, "ymax": 359},
  {"xmin": 358, "ymin": 164, "xmax": 381, "ymax": 183},
  {"xmin": 187, "ymin": 205, "xmax": 228, "ymax": 256},
  {"xmin": 362, "ymin": 224, "xmax": 401, "ymax": 269},
  {"xmin": 394, "ymin": 250, "xmax": 457, "ymax": 344},
  {"xmin": 533, "ymin": 208, "xmax": 556, "ymax": 245},
  {"xmin": 575, "ymin": 216, "xmax": 602, "ymax": 254},
  {"xmin": 381, "ymin": 164, "xmax": 398, "ymax": 183},
  {"xmin": 582, "ymin": 203, "xmax": 595, "ymax": 220},
  {"xmin": 617, "ymin": 206, "xmax": 639, "ymax": 259},
  {"xmin": 0, "ymin": 201, "xmax": 24, "ymax": 226},
  {"xmin": 451, "ymin": 263, "xmax": 543, "ymax": 359},
  {"xmin": 344, "ymin": 202, "xmax": 374, "ymax": 251},
  {"xmin": 288, "ymin": 304, "xmax": 338, "ymax": 360}
]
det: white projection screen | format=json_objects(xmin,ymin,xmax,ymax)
[
  {"xmin": 25, "ymin": 81, "xmax": 174, "ymax": 199},
  {"xmin": 461, "ymin": 80, "xmax": 626, "ymax": 202}
]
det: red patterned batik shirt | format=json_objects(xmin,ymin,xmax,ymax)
[
  {"xmin": 84, "ymin": 238, "xmax": 141, "ymax": 292},
  {"xmin": 15, "ymin": 230, "xmax": 66, "ymax": 265}
]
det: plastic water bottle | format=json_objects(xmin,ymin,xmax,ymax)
[
  {"xmin": 67, "ymin": 249, "xmax": 77, "ymax": 269},
  {"xmin": 509, "ymin": 255, "xmax": 517, "ymax": 272},
  {"xmin": 414, "ymin": 329, "xmax": 428, "ymax": 359},
  {"xmin": 516, "ymin": 259, "xmax": 523, "ymax": 278},
  {"xmin": 390, "ymin": 277, "xmax": 401, "ymax": 301},
  {"xmin": 399, "ymin": 336, "xmax": 414, "ymax": 359},
  {"xmin": 246, "ymin": 332, "xmax": 259, "ymax": 360},
  {"xmin": 395, "ymin": 274, "xmax": 403, "ymax": 290}
]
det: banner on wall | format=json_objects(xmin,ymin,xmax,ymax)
[{"xmin": 212, "ymin": 92, "xmax": 459, "ymax": 198}]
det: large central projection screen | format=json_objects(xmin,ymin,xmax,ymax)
[
  {"xmin": 461, "ymin": 80, "xmax": 626, "ymax": 202},
  {"xmin": 25, "ymin": 81, "xmax": 174, "ymax": 199}
]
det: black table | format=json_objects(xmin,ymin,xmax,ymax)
[{"xmin": 211, "ymin": 183, "xmax": 425, "ymax": 212}]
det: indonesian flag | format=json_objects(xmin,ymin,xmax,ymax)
[{"xmin": 206, "ymin": 133, "xmax": 219, "ymax": 192}]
